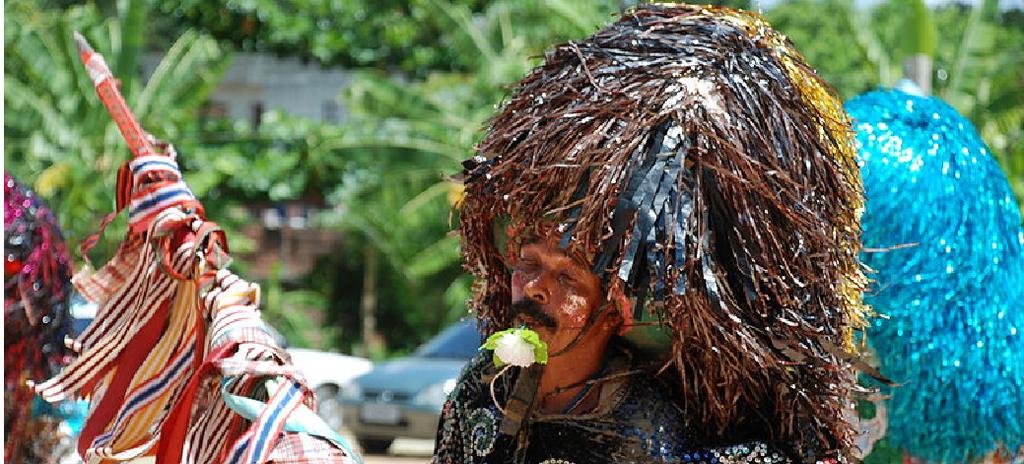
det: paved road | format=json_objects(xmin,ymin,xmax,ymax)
[
  {"xmin": 131, "ymin": 447, "xmax": 430, "ymax": 464},
  {"xmin": 363, "ymin": 454, "xmax": 430, "ymax": 464},
  {"xmin": 359, "ymin": 438, "xmax": 433, "ymax": 464},
  {"xmin": 127, "ymin": 432, "xmax": 434, "ymax": 463}
]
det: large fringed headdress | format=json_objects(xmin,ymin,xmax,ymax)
[
  {"xmin": 459, "ymin": 4, "xmax": 868, "ymax": 460},
  {"xmin": 849, "ymin": 89, "xmax": 1024, "ymax": 462}
]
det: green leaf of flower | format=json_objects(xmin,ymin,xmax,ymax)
[
  {"xmin": 534, "ymin": 340, "xmax": 548, "ymax": 365},
  {"xmin": 480, "ymin": 327, "xmax": 548, "ymax": 367},
  {"xmin": 482, "ymin": 328, "xmax": 515, "ymax": 351}
]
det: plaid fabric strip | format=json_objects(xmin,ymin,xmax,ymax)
[
  {"xmin": 73, "ymin": 235, "xmax": 144, "ymax": 305},
  {"xmin": 218, "ymin": 328, "xmax": 281, "ymax": 356},
  {"xmin": 267, "ymin": 433, "xmax": 357, "ymax": 464},
  {"xmin": 216, "ymin": 359, "xmax": 298, "ymax": 379},
  {"xmin": 239, "ymin": 380, "xmax": 307, "ymax": 464}
]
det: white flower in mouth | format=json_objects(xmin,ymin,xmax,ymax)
[
  {"xmin": 482, "ymin": 328, "xmax": 548, "ymax": 368},
  {"xmin": 494, "ymin": 332, "xmax": 536, "ymax": 367}
]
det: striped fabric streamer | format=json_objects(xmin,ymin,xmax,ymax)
[
  {"xmin": 73, "ymin": 209, "xmax": 188, "ymax": 353},
  {"xmin": 91, "ymin": 345, "xmax": 195, "ymax": 447},
  {"xmin": 70, "ymin": 242, "xmax": 143, "ymax": 318},
  {"xmin": 130, "ymin": 155, "xmax": 182, "ymax": 177},
  {"xmin": 88, "ymin": 284, "xmax": 199, "ymax": 457},
  {"xmin": 30, "ymin": 232, "xmax": 186, "ymax": 402},
  {"xmin": 86, "ymin": 436, "xmax": 160, "ymax": 464},
  {"xmin": 230, "ymin": 380, "xmax": 308, "ymax": 464},
  {"xmin": 148, "ymin": 269, "xmax": 359, "ymax": 464},
  {"xmin": 35, "ymin": 33, "xmax": 362, "ymax": 464},
  {"xmin": 29, "ymin": 206, "xmax": 208, "ymax": 462},
  {"xmin": 183, "ymin": 387, "xmax": 238, "ymax": 463},
  {"xmin": 222, "ymin": 379, "xmax": 353, "ymax": 453},
  {"xmin": 126, "ymin": 155, "xmax": 198, "ymax": 232}
]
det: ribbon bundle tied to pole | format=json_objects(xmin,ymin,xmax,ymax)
[{"xmin": 29, "ymin": 32, "xmax": 360, "ymax": 464}]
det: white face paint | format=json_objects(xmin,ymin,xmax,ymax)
[{"xmin": 561, "ymin": 294, "xmax": 591, "ymax": 326}]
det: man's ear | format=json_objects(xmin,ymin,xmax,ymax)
[
  {"xmin": 492, "ymin": 217, "xmax": 513, "ymax": 257},
  {"xmin": 608, "ymin": 286, "xmax": 633, "ymax": 336}
]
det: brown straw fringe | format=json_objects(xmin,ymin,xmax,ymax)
[{"xmin": 457, "ymin": 4, "xmax": 869, "ymax": 462}]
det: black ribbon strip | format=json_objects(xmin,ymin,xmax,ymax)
[{"xmin": 560, "ymin": 168, "xmax": 592, "ymax": 250}]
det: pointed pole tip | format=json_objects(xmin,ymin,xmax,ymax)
[{"xmin": 73, "ymin": 31, "xmax": 94, "ymax": 55}]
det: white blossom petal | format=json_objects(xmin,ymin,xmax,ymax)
[{"xmin": 494, "ymin": 332, "xmax": 536, "ymax": 367}]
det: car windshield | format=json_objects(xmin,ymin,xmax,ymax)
[{"xmin": 414, "ymin": 320, "xmax": 481, "ymax": 359}]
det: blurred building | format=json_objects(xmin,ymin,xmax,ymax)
[
  {"xmin": 144, "ymin": 52, "xmax": 351, "ymax": 128},
  {"xmin": 143, "ymin": 53, "xmax": 351, "ymax": 281},
  {"xmin": 236, "ymin": 201, "xmax": 344, "ymax": 281}
]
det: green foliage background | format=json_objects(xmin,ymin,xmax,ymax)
[
  {"xmin": 4, "ymin": 0, "xmax": 1022, "ymax": 459},
  {"xmin": 5, "ymin": 0, "xmax": 1022, "ymax": 357}
]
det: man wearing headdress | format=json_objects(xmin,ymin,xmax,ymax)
[{"xmin": 433, "ymin": 4, "xmax": 868, "ymax": 464}]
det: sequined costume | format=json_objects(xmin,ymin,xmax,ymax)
[
  {"xmin": 848, "ymin": 90, "xmax": 1024, "ymax": 462},
  {"xmin": 454, "ymin": 4, "xmax": 868, "ymax": 462},
  {"xmin": 434, "ymin": 344, "xmax": 791, "ymax": 464},
  {"xmin": 4, "ymin": 172, "xmax": 80, "ymax": 463}
]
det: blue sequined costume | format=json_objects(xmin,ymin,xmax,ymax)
[
  {"xmin": 433, "ymin": 343, "xmax": 791, "ymax": 464},
  {"xmin": 848, "ymin": 90, "xmax": 1024, "ymax": 462}
]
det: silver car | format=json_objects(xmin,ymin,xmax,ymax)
[{"xmin": 340, "ymin": 319, "xmax": 481, "ymax": 454}]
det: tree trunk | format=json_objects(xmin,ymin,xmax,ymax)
[
  {"xmin": 903, "ymin": 54, "xmax": 933, "ymax": 96},
  {"xmin": 360, "ymin": 243, "xmax": 385, "ymax": 357}
]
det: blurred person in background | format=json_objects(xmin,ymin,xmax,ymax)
[{"xmin": 5, "ymin": 172, "xmax": 85, "ymax": 463}]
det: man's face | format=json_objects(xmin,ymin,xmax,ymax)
[{"xmin": 509, "ymin": 235, "xmax": 608, "ymax": 353}]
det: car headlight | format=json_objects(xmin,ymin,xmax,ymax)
[
  {"xmin": 412, "ymin": 378, "xmax": 458, "ymax": 410},
  {"xmin": 339, "ymin": 382, "xmax": 362, "ymax": 402}
]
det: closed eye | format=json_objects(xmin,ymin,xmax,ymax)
[{"xmin": 515, "ymin": 258, "xmax": 540, "ymax": 272}]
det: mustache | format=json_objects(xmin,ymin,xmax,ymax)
[{"xmin": 511, "ymin": 299, "xmax": 557, "ymax": 329}]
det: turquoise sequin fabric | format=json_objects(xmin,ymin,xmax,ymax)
[{"xmin": 848, "ymin": 89, "xmax": 1024, "ymax": 462}]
